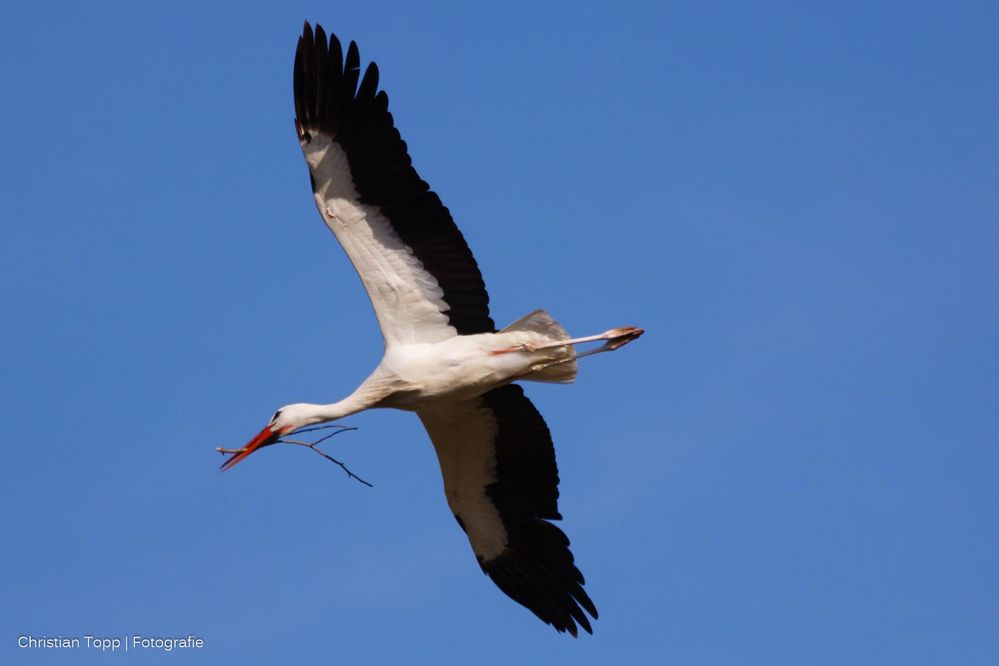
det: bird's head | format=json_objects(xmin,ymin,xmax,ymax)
[{"xmin": 220, "ymin": 403, "xmax": 323, "ymax": 472}]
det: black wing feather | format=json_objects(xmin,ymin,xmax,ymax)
[
  {"xmin": 478, "ymin": 385, "xmax": 597, "ymax": 636},
  {"xmin": 294, "ymin": 22, "xmax": 494, "ymax": 335}
]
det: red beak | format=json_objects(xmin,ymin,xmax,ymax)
[{"xmin": 220, "ymin": 425, "xmax": 281, "ymax": 472}]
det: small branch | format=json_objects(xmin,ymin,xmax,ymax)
[
  {"xmin": 216, "ymin": 425, "xmax": 372, "ymax": 488},
  {"xmin": 286, "ymin": 424, "xmax": 353, "ymax": 436},
  {"xmin": 278, "ymin": 430, "xmax": 372, "ymax": 487}
]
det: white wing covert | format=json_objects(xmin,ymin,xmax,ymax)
[
  {"xmin": 294, "ymin": 25, "xmax": 494, "ymax": 346},
  {"xmin": 419, "ymin": 384, "xmax": 597, "ymax": 636}
]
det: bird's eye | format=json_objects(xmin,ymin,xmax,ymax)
[{"xmin": 271, "ymin": 410, "xmax": 283, "ymax": 423}]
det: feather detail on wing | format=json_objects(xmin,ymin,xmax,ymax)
[
  {"xmin": 419, "ymin": 384, "xmax": 597, "ymax": 636},
  {"xmin": 294, "ymin": 23, "xmax": 494, "ymax": 345}
]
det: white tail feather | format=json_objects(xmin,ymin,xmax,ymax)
[{"xmin": 502, "ymin": 309, "xmax": 578, "ymax": 383}]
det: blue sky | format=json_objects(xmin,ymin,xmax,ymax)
[{"xmin": 2, "ymin": 1, "xmax": 997, "ymax": 664}]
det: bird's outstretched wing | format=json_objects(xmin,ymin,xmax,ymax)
[
  {"xmin": 293, "ymin": 23, "xmax": 494, "ymax": 346},
  {"xmin": 418, "ymin": 384, "xmax": 598, "ymax": 635}
]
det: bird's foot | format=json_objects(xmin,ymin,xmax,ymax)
[{"xmin": 603, "ymin": 326, "xmax": 644, "ymax": 350}]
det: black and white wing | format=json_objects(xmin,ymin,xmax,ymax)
[
  {"xmin": 419, "ymin": 384, "xmax": 598, "ymax": 636},
  {"xmin": 294, "ymin": 23, "xmax": 494, "ymax": 345}
]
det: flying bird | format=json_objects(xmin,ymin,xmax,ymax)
[{"xmin": 222, "ymin": 22, "xmax": 643, "ymax": 636}]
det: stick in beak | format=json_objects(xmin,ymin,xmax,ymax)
[{"xmin": 220, "ymin": 425, "xmax": 281, "ymax": 472}]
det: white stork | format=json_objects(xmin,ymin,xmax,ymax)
[{"xmin": 221, "ymin": 22, "xmax": 643, "ymax": 636}]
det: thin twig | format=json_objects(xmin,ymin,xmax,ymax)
[
  {"xmin": 216, "ymin": 425, "xmax": 372, "ymax": 487},
  {"xmin": 287, "ymin": 424, "xmax": 355, "ymax": 436},
  {"xmin": 278, "ymin": 431, "xmax": 372, "ymax": 488}
]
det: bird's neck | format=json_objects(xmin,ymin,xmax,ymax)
[
  {"xmin": 304, "ymin": 395, "xmax": 368, "ymax": 423},
  {"xmin": 302, "ymin": 379, "xmax": 390, "ymax": 425}
]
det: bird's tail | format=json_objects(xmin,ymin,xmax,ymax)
[{"xmin": 501, "ymin": 309, "xmax": 578, "ymax": 383}]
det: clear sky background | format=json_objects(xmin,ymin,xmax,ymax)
[{"xmin": 2, "ymin": 1, "xmax": 997, "ymax": 664}]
